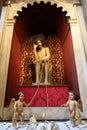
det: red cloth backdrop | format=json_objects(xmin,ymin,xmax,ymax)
[{"xmin": 19, "ymin": 85, "xmax": 69, "ymax": 106}]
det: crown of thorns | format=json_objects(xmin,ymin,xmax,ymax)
[
  {"xmin": 34, "ymin": 38, "xmax": 43, "ymax": 43},
  {"xmin": 33, "ymin": 34, "xmax": 45, "ymax": 43}
]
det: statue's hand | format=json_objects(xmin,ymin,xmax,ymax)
[
  {"xmin": 44, "ymin": 57, "xmax": 49, "ymax": 61},
  {"xmin": 32, "ymin": 59, "xmax": 40, "ymax": 64},
  {"xmin": 33, "ymin": 44, "xmax": 37, "ymax": 50},
  {"xmin": 14, "ymin": 107, "xmax": 18, "ymax": 112}
]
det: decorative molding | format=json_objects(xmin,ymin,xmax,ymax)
[
  {"xmin": 7, "ymin": 0, "xmax": 76, "ymax": 20},
  {"xmin": 6, "ymin": 19, "xmax": 16, "ymax": 26},
  {"xmin": 5, "ymin": 0, "xmax": 11, "ymax": 6},
  {"xmin": 69, "ymin": 19, "xmax": 78, "ymax": 26},
  {"xmin": 73, "ymin": 0, "xmax": 81, "ymax": 6}
]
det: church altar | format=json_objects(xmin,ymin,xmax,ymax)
[
  {"xmin": 18, "ymin": 85, "xmax": 69, "ymax": 107},
  {"xmin": 3, "ymin": 85, "xmax": 69, "ymax": 120}
]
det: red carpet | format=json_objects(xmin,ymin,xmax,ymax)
[{"xmin": 19, "ymin": 85, "xmax": 69, "ymax": 106}]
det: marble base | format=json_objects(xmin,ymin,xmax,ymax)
[{"xmin": 3, "ymin": 107, "xmax": 69, "ymax": 120}]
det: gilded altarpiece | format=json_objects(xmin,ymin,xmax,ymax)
[{"xmin": 20, "ymin": 36, "xmax": 66, "ymax": 85}]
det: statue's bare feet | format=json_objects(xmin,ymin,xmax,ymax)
[
  {"xmin": 19, "ymin": 122, "xmax": 24, "ymax": 125},
  {"xmin": 44, "ymin": 81, "xmax": 50, "ymax": 85},
  {"xmin": 35, "ymin": 81, "xmax": 40, "ymax": 85},
  {"xmin": 71, "ymin": 121, "xmax": 76, "ymax": 127},
  {"xmin": 32, "ymin": 82, "xmax": 40, "ymax": 85}
]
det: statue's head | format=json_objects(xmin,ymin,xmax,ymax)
[
  {"xmin": 34, "ymin": 38, "xmax": 43, "ymax": 52},
  {"xmin": 18, "ymin": 91, "xmax": 24, "ymax": 101},
  {"xmin": 33, "ymin": 33, "xmax": 45, "ymax": 45},
  {"xmin": 69, "ymin": 91, "xmax": 75, "ymax": 100},
  {"xmin": 35, "ymin": 38, "xmax": 43, "ymax": 45}
]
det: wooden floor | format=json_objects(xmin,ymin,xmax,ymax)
[{"xmin": 0, "ymin": 120, "xmax": 87, "ymax": 130}]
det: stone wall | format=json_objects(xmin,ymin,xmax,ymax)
[{"xmin": 80, "ymin": 0, "xmax": 87, "ymax": 29}]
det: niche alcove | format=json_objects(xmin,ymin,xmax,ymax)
[{"xmin": 5, "ymin": 1, "xmax": 80, "ymax": 106}]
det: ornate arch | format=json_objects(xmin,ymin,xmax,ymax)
[{"xmin": 8, "ymin": 0, "xmax": 76, "ymax": 19}]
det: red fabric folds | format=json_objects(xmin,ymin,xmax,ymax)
[{"xmin": 19, "ymin": 85, "xmax": 69, "ymax": 106}]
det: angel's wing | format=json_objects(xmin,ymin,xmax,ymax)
[
  {"xmin": 9, "ymin": 98, "xmax": 16, "ymax": 110},
  {"xmin": 77, "ymin": 99, "xmax": 83, "ymax": 112}
]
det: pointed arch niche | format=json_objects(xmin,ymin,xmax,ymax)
[{"xmin": 5, "ymin": 1, "xmax": 80, "ymax": 106}]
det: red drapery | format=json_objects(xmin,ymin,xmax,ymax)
[{"xmin": 19, "ymin": 85, "xmax": 69, "ymax": 106}]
